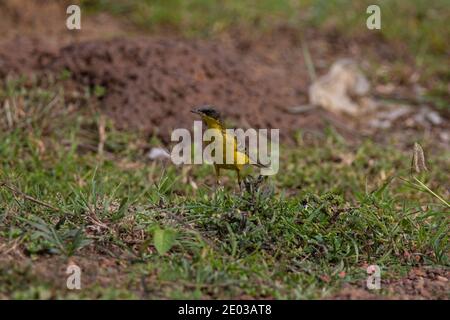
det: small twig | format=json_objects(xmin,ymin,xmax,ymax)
[
  {"xmin": 97, "ymin": 114, "xmax": 106, "ymax": 156},
  {"xmin": 0, "ymin": 181, "xmax": 72, "ymax": 229},
  {"xmin": 284, "ymin": 104, "xmax": 316, "ymax": 114},
  {"xmin": 0, "ymin": 181, "xmax": 60, "ymax": 212},
  {"xmin": 86, "ymin": 206, "xmax": 112, "ymax": 231},
  {"xmin": 300, "ymin": 36, "xmax": 317, "ymax": 82},
  {"xmin": 372, "ymin": 93, "xmax": 426, "ymax": 106},
  {"xmin": 318, "ymin": 109, "xmax": 366, "ymax": 137},
  {"xmin": 0, "ymin": 237, "xmax": 25, "ymax": 256},
  {"xmin": 3, "ymin": 99, "xmax": 13, "ymax": 129}
]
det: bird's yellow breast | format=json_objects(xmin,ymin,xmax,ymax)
[{"xmin": 203, "ymin": 117, "xmax": 249, "ymax": 169}]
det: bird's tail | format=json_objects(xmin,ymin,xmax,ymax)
[
  {"xmin": 249, "ymin": 157, "xmax": 270, "ymax": 169},
  {"xmin": 242, "ymin": 146, "xmax": 270, "ymax": 168}
]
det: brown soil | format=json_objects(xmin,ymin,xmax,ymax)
[
  {"xmin": 0, "ymin": 34, "xmax": 337, "ymax": 142},
  {"xmin": 2, "ymin": 241, "xmax": 448, "ymax": 299},
  {"xmin": 331, "ymin": 268, "xmax": 449, "ymax": 300},
  {"xmin": 2, "ymin": 237, "xmax": 448, "ymax": 299},
  {"xmin": 0, "ymin": 239, "xmax": 138, "ymax": 299},
  {"xmin": 57, "ymin": 37, "xmax": 320, "ymax": 138}
]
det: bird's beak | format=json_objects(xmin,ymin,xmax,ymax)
[{"xmin": 191, "ymin": 109, "xmax": 201, "ymax": 115}]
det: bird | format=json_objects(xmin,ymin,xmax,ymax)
[{"xmin": 191, "ymin": 106, "xmax": 268, "ymax": 189}]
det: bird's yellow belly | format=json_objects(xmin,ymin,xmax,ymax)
[{"xmin": 206, "ymin": 126, "xmax": 249, "ymax": 172}]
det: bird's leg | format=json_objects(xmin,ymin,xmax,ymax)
[
  {"xmin": 236, "ymin": 169, "xmax": 242, "ymax": 191},
  {"xmin": 214, "ymin": 165, "xmax": 221, "ymax": 186}
]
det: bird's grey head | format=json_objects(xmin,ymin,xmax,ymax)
[{"xmin": 191, "ymin": 106, "xmax": 222, "ymax": 121}]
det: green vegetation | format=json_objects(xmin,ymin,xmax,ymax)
[
  {"xmin": 0, "ymin": 77, "xmax": 448, "ymax": 298},
  {"xmin": 81, "ymin": 0, "xmax": 449, "ymax": 46}
]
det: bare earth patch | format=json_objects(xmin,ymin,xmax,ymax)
[{"xmin": 330, "ymin": 268, "xmax": 449, "ymax": 300}]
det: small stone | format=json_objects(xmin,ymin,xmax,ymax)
[
  {"xmin": 147, "ymin": 147, "xmax": 170, "ymax": 160},
  {"xmin": 419, "ymin": 288, "xmax": 431, "ymax": 298},
  {"xmin": 439, "ymin": 132, "xmax": 450, "ymax": 143},
  {"xmin": 426, "ymin": 111, "xmax": 443, "ymax": 125}
]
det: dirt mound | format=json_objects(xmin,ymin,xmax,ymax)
[
  {"xmin": 0, "ymin": 37, "xmax": 59, "ymax": 74},
  {"xmin": 1, "ymin": 36, "xmax": 339, "ymax": 141},
  {"xmin": 57, "ymin": 38, "xmax": 310, "ymax": 136}
]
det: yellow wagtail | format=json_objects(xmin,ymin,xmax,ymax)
[{"xmin": 191, "ymin": 106, "xmax": 267, "ymax": 188}]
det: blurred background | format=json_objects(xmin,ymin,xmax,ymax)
[{"xmin": 0, "ymin": 0, "xmax": 448, "ymax": 141}]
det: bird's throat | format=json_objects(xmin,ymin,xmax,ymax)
[{"xmin": 203, "ymin": 117, "xmax": 223, "ymax": 130}]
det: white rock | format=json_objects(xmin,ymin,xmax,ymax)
[
  {"xmin": 426, "ymin": 111, "xmax": 443, "ymax": 125},
  {"xmin": 309, "ymin": 59, "xmax": 372, "ymax": 116},
  {"xmin": 147, "ymin": 147, "xmax": 170, "ymax": 160}
]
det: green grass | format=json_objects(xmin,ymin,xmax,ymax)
[
  {"xmin": 0, "ymin": 77, "xmax": 448, "ymax": 299},
  {"xmin": 81, "ymin": 0, "xmax": 450, "ymax": 46}
]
